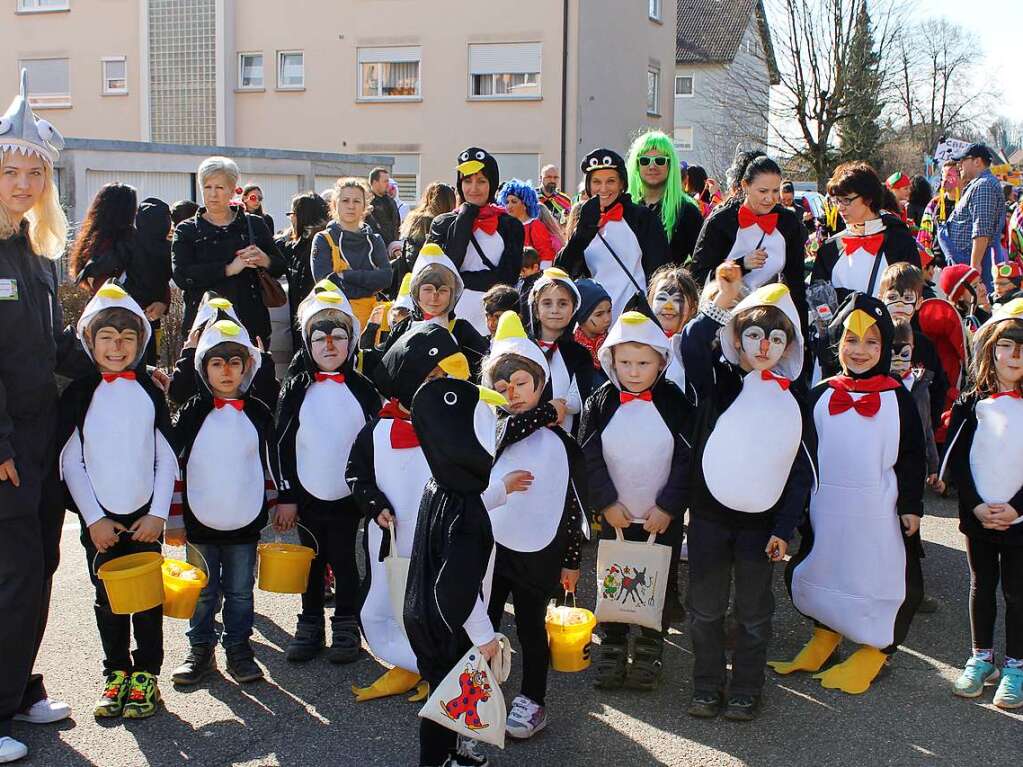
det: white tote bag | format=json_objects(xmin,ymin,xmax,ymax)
[
  {"xmin": 594, "ymin": 527, "xmax": 672, "ymax": 630},
  {"xmin": 419, "ymin": 634, "xmax": 512, "ymax": 749},
  {"xmin": 384, "ymin": 523, "xmax": 411, "ymax": 639}
]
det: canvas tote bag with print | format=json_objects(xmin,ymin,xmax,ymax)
[
  {"xmin": 385, "ymin": 522, "xmax": 411, "ymax": 638},
  {"xmin": 595, "ymin": 527, "xmax": 672, "ymax": 630}
]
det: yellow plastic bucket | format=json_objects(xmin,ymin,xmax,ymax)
[
  {"xmin": 97, "ymin": 552, "xmax": 165, "ymax": 615},
  {"xmin": 546, "ymin": 604, "xmax": 596, "ymax": 673},
  {"xmin": 161, "ymin": 547, "xmax": 209, "ymax": 619},
  {"xmin": 257, "ymin": 543, "xmax": 315, "ymax": 593}
]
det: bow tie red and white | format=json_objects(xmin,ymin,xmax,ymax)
[
  {"xmin": 102, "ymin": 371, "xmax": 136, "ymax": 383},
  {"xmin": 842, "ymin": 233, "xmax": 885, "ymax": 257},
  {"xmin": 620, "ymin": 390, "xmax": 653, "ymax": 404},
  {"xmin": 828, "ymin": 389, "xmax": 880, "ymax": 418},
  {"xmin": 760, "ymin": 369, "xmax": 790, "ymax": 390},
  {"xmin": 598, "ymin": 203, "xmax": 624, "ymax": 230},
  {"xmin": 737, "ymin": 206, "xmax": 778, "ymax": 235},
  {"xmin": 314, "ymin": 371, "xmax": 345, "ymax": 383},
  {"xmin": 214, "ymin": 398, "xmax": 244, "ymax": 411}
]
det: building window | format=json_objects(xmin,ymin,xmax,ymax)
[
  {"xmin": 277, "ymin": 50, "xmax": 304, "ymax": 90},
  {"xmin": 16, "ymin": 0, "xmax": 69, "ymax": 12},
  {"xmin": 101, "ymin": 57, "xmax": 127, "ymax": 95},
  {"xmin": 647, "ymin": 68, "xmax": 660, "ymax": 115},
  {"xmin": 674, "ymin": 74, "xmax": 694, "ymax": 97},
  {"xmin": 674, "ymin": 126, "xmax": 694, "ymax": 151},
  {"xmin": 238, "ymin": 53, "xmax": 263, "ymax": 90},
  {"xmin": 746, "ymin": 39, "xmax": 759, "ymax": 56},
  {"xmin": 358, "ymin": 47, "xmax": 421, "ymax": 100},
  {"xmin": 18, "ymin": 58, "xmax": 70, "ymax": 108},
  {"xmin": 648, "ymin": 0, "xmax": 662, "ymax": 20},
  {"xmin": 468, "ymin": 43, "xmax": 541, "ymax": 100}
]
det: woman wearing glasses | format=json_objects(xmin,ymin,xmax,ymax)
[
  {"xmin": 626, "ymin": 131, "xmax": 704, "ymax": 265},
  {"xmin": 241, "ymin": 183, "xmax": 275, "ymax": 236},
  {"xmin": 812, "ymin": 162, "xmax": 921, "ymax": 302}
]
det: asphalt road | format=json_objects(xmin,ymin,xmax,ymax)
[{"xmin": 14, "ymin": 494, "xmax": 1023, "ymax": 767}]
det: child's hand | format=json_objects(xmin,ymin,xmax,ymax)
[
  {"xmin": 478, "ymin": 636, "xmax": 501, "ymax": 662},
  {"xmin": 150, "ymin": 368, "xmax": 170, "ymax": 394},
  {"xmin": 89, "ymin": 518, "xmax": 126, "ymax": 554},
  {"xmin": 926, "ymin": 474, "xmax": 945, "ymax": 494},
  {"xmin": 0, "ymin": 458, "xmax": 20, "ymax": 487},
  {"xmin": 714, "ymin": 261, "xmax": 742, "ymax": 307},
  {"xmin": 987, "ymin": 503, "xmax": 1019, "ymax": 530},
  {"xmin": 183, "ymin": 327, "xmax": 202, "ymax": 350},
  {"xmin": 165, "ymin": 526, "xmax": 186, "ymax": 547},
  {"xmin": 602, "ymin": 502, "xmax": 631, "ymax": 529},
  {"xmin": 973, "ymin": 502, "xmax": 994, "ymax": 526},
  {"xmin": 743, "ymin": 248, "xmax": 768, "ymax": 271},
  {"xmin": 503, "ymin": 470, "xmax": 534, "ymax": 495},
  {"xmin": 274, "ymin": 503, "xmax": 298, "ymax": 533},
  {"xmin": 129, "ymin": 514, "xmax": 165, "ymax": 543},
  {"xmin": 765, "ymin": 535, "xmax": 788, "ymax": 561},
  {"xmin": 144, "ymin": 301, "xmax": 168, "ymax": 321},
  {"xmin": 900, "ymin": 514, "xmax": 921, "ymax": 537},
  {"xmin": 642, "ymin": 506, "xmax": 672, "ymax": 535},
  {"xmin": 375, "ymin": 508, "xmax": 395, "ymax": 530},
  {"xmin": 549, "ymin": 399, "xmax": 568, "ymax": 425},
  {"xmin": 368, "ymin": 304, "xmax": 386, "ymax": 326},
  {"xmin": 561, "ymin": 568, "xmax": 580, "ymax": 593}
]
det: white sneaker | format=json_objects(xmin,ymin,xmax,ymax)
[
  {"xmin": 0, "ymin": 737, "xmax": 28, "ymax": 764},
  {"xmin": 13, "ymin": 698, "xmax": 71, "ymax": 724},
  {"xmin": 505, "ymin": 694, "xmax": 547, "ymax": 739}
]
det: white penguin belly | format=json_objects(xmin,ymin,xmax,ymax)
[
  {"xmin": 296, "ymin": 382, "xmax": 366, "ymax": 501},
  {"xmin": 831, "ymin": 249, "xmax": 890, "ymax": 297},
  {"xmin": 702, "ymin": 373, "xmax": 801, "ymax": 512},
  {"xmin": 456, "ymin": 229, "xmax": 504, "ymax": 336},
  {"xmin": 602, "ymin": 403, "xmax": 673, "ymax": 520},
  {"xmin": 725, "ymin": 226, "xmax": 786, "ymax": 289},
  {"xmin": 488, "ymin": 429, "xmax": 570, "ymax": 552},
  {"xmin": 186, "ymin": 409, "xmax": 265, "ymax": 530},
  {"xmin": 548, "ymin": 349, "xmax": 575, "ymax": 434},
  {"xmin": 791, "ymin": 390, "xmax": 904, "ymax": 648},
  {"xmin": 584, "ymin": 220, "xmax": 644, "ymax": 321},
  {"xmin": 83, "ymin": 382, "xmax": 156, "ymax": 514},
  {"xmin": 970, "ymin": 397, "xmax": 1023, "ymax": 506}
]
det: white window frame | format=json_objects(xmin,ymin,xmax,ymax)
[
  {"xmin": 357, "ymin": 46, "xmax": 422, "ymax": 102},
  {"xmin": 237, "ymin": 52, "xmax": 264, "ymax": 91},
  {"xmin": 674, "ymin": 73, "xmax": 694, "ymax": 98},
  {"xmin": 16, "ymin": 0, "xmax": 69, "ymax": 12},
  {"xmin": 648, "ymin": 0, "xmax": 662, "ymax": 21},
  {"xmin": 468, "ymin": 42, "xmax": 542, "ymax": 101},
  {"xmin": 101, "ymin": 56, "xmax": 127, "ymax": 96},
  {"xmin": 647, "ymin": 67, "xmax": 661, "ymax": 116},
  {"xmin": 18, "ymin": 57, "xmax": 71, "ymax": 109},
  {"xmin": 674, "ymin": 126, "xmax": 694, "ymax": 151},
  {"xmin": 276, "ymin": 50, "xmax": 304, "ymax": 91}
]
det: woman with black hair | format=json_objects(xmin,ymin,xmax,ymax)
[
  {"xmin": 69, "ymin": 182, "xmax": 139, "ymax": 294},
  {"xmin": 908, "ymin": 175, "xmax": 933, "ymax": 229},
  {"xmin": 241, "ymin": 183, "xmax": 275, "ymax": 236},
  {"xmin": 691, "ymin": 153, "xmax": 809, "ymax": 338},
  {"xmin": 277, "ymin": 191, "xmax": 330, "ymax": 345}
]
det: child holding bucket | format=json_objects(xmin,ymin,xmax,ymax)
[
  {"xmin": 170, "ymin": 317, "xmax": 276, "ymax": 686},
  {"xmin": 481, "ymin": 311, "xmax": 586, "ymax": 739},
  {"xmin": 59, "ymin": 282, "xmax": 176, "ymax": 719},
  {"xmin": 274, "ymin": 280, "xmax": 380, "ymax": 664}
]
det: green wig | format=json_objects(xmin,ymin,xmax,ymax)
[{"xmin": 626, "ymin": 130, "xmax": 698, "ymax": 239}]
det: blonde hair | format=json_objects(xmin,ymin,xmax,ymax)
[
  {"xmin": 332, "ymin": 177, "xmax": 369, "ymax": 222},
  {"xmin": 971, "ymin": 319, "xmax": 1023, "ymax": 397},
  {"xmin": 0, "ymin": 151, "xmax": 68, "ymax": 259}
]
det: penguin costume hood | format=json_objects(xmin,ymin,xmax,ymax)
[
  {"xmin": 527, "ymin": 267, "xmax": 581, "ymax": 335},
  {"xmin": 392, "ymin": 272, "xmax": 414, "ymax": 313},
  {"xmin": 409, "ymin": 243, "xmax": 465, "ymax": 319},
  {"xmin": 374, "ymin": 323, "xmax": 470, "ymax": 409},
  {"xmin": 484, "ymin": 310, "xmax": 551, "ymax": 393},
  {"xmin": 456, "ymin": 147, "xmax": 500, "ymax": 204},
  {"xmin": 580, "ymin": 148, "xmax": 628, "ymax": 196},
  {"xmin": 598, "ymin": 310, "xmax": 671, "ymax": 389},
  {"xmin": 190, "ymin": 293, "xmax": 241, "ymax": 332},
  {"xmin": 720, "ymin": 283, "xmax": 805, "ymax": 380},
  {"xmin": 0, "ymin": 69, "xmax": 65, "ymax": 164},
  {"xmin": 195, "ymin": 317, "xmax": 262, "ymax": 395},
  {"xmin": 829, "ymin": 292, "xmax": 895, "ymax": 380},
  {"xmin": 76, "ymin": 281, "xmax": 152, "ymax": 370},
  {"xmin": 296, "ymin": 278, "xmax": 362, "ymax": 366}
]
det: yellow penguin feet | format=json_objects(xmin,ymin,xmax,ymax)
[
  {"xmin": 351, "ymin": 667, "xmax": 422, "ymax": 702},
  {"xmin": 408, "ymin": 680, "xmax": 429, "ymax": 702},
  {"xmin": 813, "ymin": 645, "xmax": 888, "ymax": 694},
  {"xmin": 768, "ymin": 627, "xmax": 842, "ymax": 675}
]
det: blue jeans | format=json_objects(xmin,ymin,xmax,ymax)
[{"xmin": 186, "ymin": 542, "xmax": 257, "ymax": 649}]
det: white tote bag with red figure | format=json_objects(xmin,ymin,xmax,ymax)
[
  {"xmin": 595, "ymin": 528, "xmax": 671, "ymax": 630},
  {"xmin": 419, "ymin": 634, "xmax": 512, "ymax": 749}
]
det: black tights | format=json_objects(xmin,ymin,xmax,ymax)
[
  {"xmin": 488, "ymin": 573, "xmax": 550, "ymax": 705},
  {"xmin": 298, "ymin": 500, "xmax": 360, "ymax": 620},
  {"xmin": 966, "ymin": 537, "xmax": 1023, "ymax": 659}
]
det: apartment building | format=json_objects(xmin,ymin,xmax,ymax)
[{"xmin": 3, "ymin": 0, "xmax": 676, "ymax": 210}]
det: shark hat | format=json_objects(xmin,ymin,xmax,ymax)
[{"xmin": 0, "ymin": 69, "xmax": 65, "ymax": 164}]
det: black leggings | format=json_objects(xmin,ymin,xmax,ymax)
[
  {"xmin": 488, "ymin": 572, "xmax": 549, "ymax": 705},
  {"xmin": 298, "ymin": 499, "xmax": 361, "ymax": 620},
  {"xmin": 966, "ymin": 536, "xmax": 1023, "ymax": 659}
]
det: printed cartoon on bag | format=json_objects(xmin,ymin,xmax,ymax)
[
  {"xmin": 441, "ymin": 653, "xmax": 492, "ymax": 731},
  {"xmin": 601, "ymin": 562, "xmax": 657, "ymax": 607}
]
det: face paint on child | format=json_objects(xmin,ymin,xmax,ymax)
[
  {"xmin": 737, "ymin": 326, "xmax": 788, "ymax": 371},
  {"xmin": 839, "ymin": 324, "xmax": 883, "ymax": 375},
  {"xmin": 612, "ymin": 341, "xmax": 664, "ymax": 393},
  {"xmin": 580, "ymin": 299, "xmax": 612, "ymax": 338},
  {"xmin": 891, "ymin": 343, "xmax": 914, "ymax": 376},
  {"xmin": 883, "ymin": 290, "xmax": 919, "ymax": 322},
  {"xmin": 416, "ymin": 272, "xmax": 455, "ymax": 318},
  {"xmin": 206, "ymin": 354, "xmax": 248, "ymax": 397},
  {"xmin": 308, "ymin": 320, "xmax": 349, "ymax": 372},
  {"xmin": 492, "ymin": 368, "xmax": 542, "ymax": 414},
  {"xmin": 90, "ymin": 326, "xmax": 140, "ymax": 373},
  {"xmin": 651, "ymin": 288, "xmax": 687, "ymax": 334}
]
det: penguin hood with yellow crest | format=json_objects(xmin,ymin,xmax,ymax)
[
  {"xmin": 975, "ymin": 295, "xmax": 1023, "ymax": 339},
  {"xmin": 76, "ymin": 280, "xmax": 152, "ymax": 370},
  {"xmin": 828, "ymin": 292, "xmax": 894, "ymax": 379},
  {"xmin": 409, "ymin": 243, "xmax": 464, "ymax": 314},
  {"xmin": 598, "ymin": 310, "xmax": 671, "ymax": 388},
  {"xmin": 392, "ymin": 272, "xmax": 414, "ymax": 312},
  {"xmin": 484, "ymin": 310, "xmax": 550, "ymax": 391},
  {"xmin": 297, "ymin": 279, "xmax": 361, "ymax": 362},
  {"xmin": 720, "ymin": 282, "xmax": 805, "ymax": 381},
  {"xmin": 195, "ymin": 316, "xmax": 262, "ymax": 394},
  {"xmin": 455, "ymin": 147, "xmax": 500, "ymax": 204},
  {"xmin": 190, "ymin": 292, "xmax": 241, "ymax": 333}
]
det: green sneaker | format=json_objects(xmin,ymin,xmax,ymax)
[
  {"xmin": 993, "ymin": 667, "xmax": 1023, "ymax": 709},
  {"xmin": 94, "ymin": 670, "xmax": 130, "ymax": 718},
  {"xmin": 952, "ymin": 657, "xmax": 999, "ymax": 698},
  {"xmin": 122, "ymin": 672, "xmax": 161, "ymax": 719}
]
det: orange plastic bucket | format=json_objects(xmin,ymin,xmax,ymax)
[{"xmin": 97, "ymin": 552, "xmax": 165, "ymax": 615}]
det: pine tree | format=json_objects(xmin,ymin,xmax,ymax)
[{"xmin": 838, "ymin": 2, "xmax": 884, "ymax": 167}]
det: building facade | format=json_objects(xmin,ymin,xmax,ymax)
[{"xmin": 4, "ymin": 0, "xmax": 676, "ymax": 204}]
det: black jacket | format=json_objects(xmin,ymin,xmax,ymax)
[
  {"xmin": 370, "ymin": 193, "xmax": 401, "ymax": 245},
  {"xmin": 172, "ymin": 207, "xmax": 286, "ymax": 344},
  {"xmin": 277, "ymin": 231, "xmax": 318, "ymax": 327},
  {"xmin": 648, "ymin": 197, "xmax": 703, "ymax": 265},
  {"xmin": 428, "ymin": 204, "xmax": 525, "ymax": 293},
  {"xmin": 127, "ymin": 197, "xmax": 174, "ymax": 310}
]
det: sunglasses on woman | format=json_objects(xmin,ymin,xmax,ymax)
[{"xmin": 638, "ymin": 156, "xmax": 669, "ymax": 167}]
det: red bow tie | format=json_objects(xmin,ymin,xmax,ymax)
[
  {"xmin": 761, "ymin": 369, "xmax": 790, "ymax": 390},
  {"xmin": 598, "ymin": 203, "xmax": 624, "ymax": 230},
  {"xmin": 102, "ymin": 371, "xmax": 136, "ymax": 383},
  {"xmin": 991, "ymin": 390, "xmax": 1022, "ymax": 400},
  {"xmin": 379, "ymin": 398, "xmax": 419, "ymax": 448},
  {"xmin": 842, "ymin": 233, "xmax": 885, "ymax": 257},
  {"xmin": 214, "ymin": 398, "xmax": 244, "ymax": 411},
  {"xmin": 828, "ymin": 388, "xmax": 880, "ymax": 418},
  {"xmin": 314, "ymin": 372, "xmax": 345, "ymax": 383},
  {"xmin": 738, "ymin": 206, "xmax": 778, "ymax": 235},
  {"xmin": 620, "ymin": 390, "xmax": 653, "ymax": 404},
  {"xmin": 473, "ymin": 204, "xmax": 504, "ymax": 236},
  {"xmin": 537, "ymin": 340, "xmax": 558, "ymax": 357}
]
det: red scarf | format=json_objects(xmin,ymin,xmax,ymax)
[
  {"xmin": 598, "ymin": 203, "xmax": 624, "ymax": 230},
  {"xmin": 379, "ymin": 398, "xmax": 419, "ymax": 449},
  {"xmin": 619, "ymin": 390, "xmax": 653, "ymax": 404},
  {"xmin": 101, "ymin": 371, "xmax": 136, "ymax": 383},
  {"xmin": 842, "ymin": 233, "xmax": 885, "ymax": 257},
  {"xmin": 214, "ymin": 398, "xmax": 244, "ymax": 411},
  {"xmin": 737, "ymin": 205, "xmax": 778, "ymax": 234},
  {"xmin": 473, "ymin": 204, "xmax": 505, "ymax": 236},
  {"xmin": 574, "ymin": 328, "xmax": 605, "ymax": 369}
]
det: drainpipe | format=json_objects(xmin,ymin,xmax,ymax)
[{"xmin": 560, "ymin": 0, "xmax": 568, "ymax": 178}]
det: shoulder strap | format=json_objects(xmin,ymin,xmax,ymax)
[
  {"xmin": 595, "ymin": 230, "xmax": 645, "ymax": 294},
  {"xmin": 322, "ymin": 229, "xmax": 348, "ymax": 273},
  {"xmin": 866, "ymin": 242, "xmax": 885, "ymax": 297},
  {"xmin": 469, "ymin": 232, "xmax": 499, "ymax": 271}
]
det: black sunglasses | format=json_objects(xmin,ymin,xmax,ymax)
[{"xmin": 639, "ymin": 156, "xmax": 669, "ymax": 167}]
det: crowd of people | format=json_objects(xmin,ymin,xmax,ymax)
[{"xmin": 3, "ymin": 68, "xmax": 1023, "ymax": 767}]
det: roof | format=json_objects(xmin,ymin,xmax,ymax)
[{"xmin": 676, "ymin": 0, "xmax": 780, "ymax": 84}]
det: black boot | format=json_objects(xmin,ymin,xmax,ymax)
[
  {"xmin": 286, "ymin": 615, "xmax": 325, "ymax": 663},
  {"xmin": 225, "ymin": 641, "xmax": 264, "ymax": 683},
  {"xmin": 327, "ymin": 615, "xmax": 362, "ymax": 664},
  {"xmin": 593, "ymin": 638, "xmax": 628, "ymax": 690},
  {"xmin": 626, "ymin": 635, "xmax": 664, "ymax": 691},
  {"xmin": 171, "ymin": 643, "xmax": 217, "ymax": 686}
]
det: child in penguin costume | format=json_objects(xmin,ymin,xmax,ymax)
[
  {"xmin": 526, "ymin": 267, "xmax": 595, "ymax": 434},
  {"xmin": 347, "ymin": 323, "xmax": 471, "ymax": 702},
  {"xmin": 273, "ymin": 280, "xmax": 381, "ymax": 664},
  {"xmin": 676, "ymin": 264, "xmax": 817, "ymax": 720},
  {"xmin": 59, "ymin": 281, "xmax": 176, "ymax": 720},
  {"xmin": 428, "ymin": 147, "xmax": 525, "ymax": 337},
  {"xmin": 556, "ymin": 149, "xmax": 669, "ymax": 321},
  {"xmin": 481, "ymin": 311, "xmax": 587, "ymax": 739},
  {"xmin": 771, "ymin": 292, "xmax": 926, "ymax": 694},
  {"xmin": 403, "ymin": 377, "xmax": 506, "ymax": 767},
  {"xmin": 941, "ymin": 298, "xmax": 1023, "ymax": 708},
  {"xmin": 577, "ymin": 310, "xmax": 692, "ymax": 691},
  {"xmin": 170, "ymin": 317, "xmax": 277, "ymax": 687},
  {"xmin": 168, "ymin": 291, "xmax": 280, "ymax": 408}
]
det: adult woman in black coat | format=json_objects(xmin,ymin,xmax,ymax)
[
  {"xmin": 277, "ymin": 191, "xmax": 329, "ymax": 347},
  {"xmin": 69, "ymin": 182, "xmax": 138, "ymax": 294},
  {"xmin": 172, "ymin": 157, "xmax": 285, "ymax": 348}
]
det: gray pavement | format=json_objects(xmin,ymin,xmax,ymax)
[{"xmin": 15, "ymin": 494, "xmax": 1023, "ymax": 766}]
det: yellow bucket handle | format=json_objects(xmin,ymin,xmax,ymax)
[
  {"xmin": 260, "ymin": 522, "xmax": 320, "ymax": 556},
  {"xmin": 91, "ymin": 529, "xmax": 141, "ymax": 576},
  {"xmin": 163, "ymin": 541, "xmax": 211, "ymax": 577}
]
